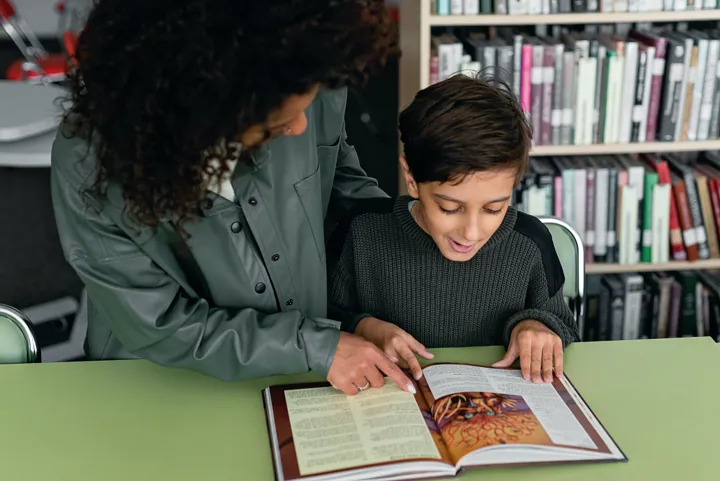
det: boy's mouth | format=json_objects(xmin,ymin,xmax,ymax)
[{"xmin": 448, "ymin": 238, "xmax": 476, "ymax": 254}]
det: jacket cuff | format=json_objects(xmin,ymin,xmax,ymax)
[
  {"xmin": 301, "ymin": 318, "xmax": 342, "ymax": 376},
  {"xmin": 504, "ymin": 309, "xmax": 570, "ymax": 348}
]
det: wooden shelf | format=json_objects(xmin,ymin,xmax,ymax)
[
  {"xmin": 429, "ymin": 11, "xmax": 720, "ymax": 26},
  {"xmin": 586, "ymin": 259, "xmax": 720, "ymax": 274},
  {"xmin": 530, "ymin": 140, "xmax": 720, "ymax": 156}
]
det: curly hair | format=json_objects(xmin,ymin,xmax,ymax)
[{"xmin": 64, "ymin": 0, "xmax": 398, "ymax": 231}]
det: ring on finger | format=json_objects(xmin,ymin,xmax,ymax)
[{"xmin": 355, "ymin": 380, "xmax": 370, "ymax": 392}]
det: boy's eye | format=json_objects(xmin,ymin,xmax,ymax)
[
  {"xmin": 439, "ymin": 205, "xmax": 460, "ymax": 215},
  {"xmin": 484, "ymin": 208, "xmax": 502, "ymax": 215}
]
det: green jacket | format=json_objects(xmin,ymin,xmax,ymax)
[{"xmin": 50, "ymin": 87, "xmax": 387, "ymax": 381}]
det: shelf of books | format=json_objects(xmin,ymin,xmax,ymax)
[{"xmin": 430, "ymin": 11, "xmax": 720, "ymax": 27}]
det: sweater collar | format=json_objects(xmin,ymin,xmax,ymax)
[{"xmin": 393, "ymin": 195, "xmax": 517, "ymax": 255}]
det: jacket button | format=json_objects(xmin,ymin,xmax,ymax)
[
  {"xmin": 255, "ymin": 282, "xmax": 266, "ymax": 294},
  {"xmin": 203, "ymin": 198, "xmax": 214, "ymax": 210},
  {"xmin": 230, "ymin": 222, "xmax": 243, "ymax": 233},
  {"xmin": 286, "ymin": 299, "xmax": 293, "ymax": 306},
  {"xmin": 271, "ymin": 254, "xmax": 280, "ymax": 262},
  {"xmin": 248, "ymin": 197, "xmax": 258, "ymax": 206}
]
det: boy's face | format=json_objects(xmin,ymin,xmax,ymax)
[{"xmin": 408, "ymin": 168, "xmax": 517, "ymax": 262}]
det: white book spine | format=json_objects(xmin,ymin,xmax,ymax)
[
  {"xmin": 495, "ymin": 0, "xmax": 509, "ymax": 13},
  {"xmin": 674, "ymin": 38, "xmax": 694, "ymax": 141},
  {"xmin": 584, "ymin": 58, "xmax": 598, "ymax": 145},
  {"xmin": 620, "ymin": 185, "xmax": 639, "ymax": 265},
  {"xmin": 438, "ymin": 44, "xmax": 455, "ymax": 81},
  {"xmin": 614, "ymin": 0, "xmax": 629, "ymax": 11},
  {"xmin": 652, "ymin": 184, "xmax": 671, "ymax": 263},
  {"xmin": 704, "ymin": 0, "xmax": 715, "ymax": 8},
  {"xmin": 674, "ymin": 0, "xmax": 687, "ymax": 9},
  {"xmin": 452, "ymin": 43, "xmax": 464, "ymax": 78},
  {"xmin": 628, "ymin": 0, "xmax": 641, "ymax": 10},
  {"xmin": 464, "ymin": 0, "xmax": 480, "ymax": 13},
  {"xmin": 594, "ymin": 169, "xmax": 610, "ymax": 256},
  {"xmin": 451, "ymin": 0, "xmax": 464, "ymax": 14},
  {"xmin": 639, "ymin": 48, "xmax": 656, "ymax": 143},
  {"xmin": 688, "ymin": 40, "xmax": 709, "ymax": 141},
  {"xmin": 663, "ymin": 0, "xmax": 674, "ymax": 9},
  {"xmin": 698, "ymin": 40, "xmax": 719, "ymax": 140},
  {"xmin": 507, "ymin": 0, "xmax": 527, "ymax": 14},
  {"xmin": 606, "ymin": 55, "xmax": 625, "ymax": 143},
  {"xmin": 528, "ymin": 0, "xmax": 543, "ymax": 13},
  {"xmin": 619, "ymin": 43, "xmax": 639, "ymax": 144}
]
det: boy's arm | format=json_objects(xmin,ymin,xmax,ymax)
[
  {"xmin": 327, "ymin": 226, "xmax": 372, "ymax": 333},
  {"xmin": 503, "ymin": 256, "xmax": 581, "ymax": 348}
]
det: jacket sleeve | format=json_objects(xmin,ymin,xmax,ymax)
[
  {"xmin": 51, "ymin": 160, "xmax": 340, "ymax": 382},
  {"xmin": 327, "ymin": 223, "xmax": 371, "ymax": 333},
  {"xmin": 503, "ymin": 256, "xmax": 581, "ymax": 348}
]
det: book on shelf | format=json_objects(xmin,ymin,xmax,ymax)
[
  {"xmin": 429, "ymin": 26, "xmax": 720, "ymax": 144},
  {"xmin": 513, "ymin": 151, "xmax": 720, "ymax": 267},
  {"xmin": 585, "ymin": 269, "xmax": 720, "ymax": 341},
  {"xmin": 429, "ymin": 0, "xmax": 720, "ymax": 14},
  {"xmin": 263, "ymin": 363, "xmax": 626, "ymax": 481}
]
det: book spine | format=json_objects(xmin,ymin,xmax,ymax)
[
  {"xmin": 554, "ymin": 175, "xmax": 563, "ymax": 217},
  {"xmin": 683, "ymin": 170, "xmax": 711, "ymax": 259},
  {"xmin": 586, "ymin": 169, "xmax": 596, "ymax": 261},
  {"xmin": 645, "ymin": 38, "xmax": 667, "ymax": 142},
  {"xmin": 709, "ymin": 58, "xmax": 720, "ymax": 139},
  {"xmin": 638, "ymin": 46, "xmax": 655, "ymax": 143},
  {"xmin": 680, "ymin": 45, "xmax": 699, "ymax": 141},
  {"xmin": 674, "ymin": 38, "xmax": 693, "ymax": 141},
  {"xmin": 438, "ymin": 0, "xmax": 451, "ymax": 14},
  {"xmin": 698, "ymin": 39, "xmax": 719, "ymax": 141},
  {"xmin": 708, "ymin": 178, "xmax": 720, "ymax": 248},
  {"xmin": 687, "ymin": 40, "xmax": 708, "ymax": 141},
  {"xmin": 623, "ymin": 276, "xmax": 644, "ymax": 340},
  {"xmin": 652, "ymin": 184, "xmax": 671, "ymax": 263},
  {"xmin": 594, "ymin": 168, "xmax": 610, "ymax": 258},
  {"xmin": 541, "ymin": 45, "xmax": 555, "ymax": 145},
  {"xmin": 656, "ymin": 161, "xmax": 687, "ymax": 261},
  {"xmin": 521, "ymin": 43, "xmax": 533, "ymax": 116},
  {"xmin": 697, "ymin": 176, "xmax": 719, "ymax": 258},
  {"xmin": 619, "ymin": 42, "xmax": 639, "ymax": 144},
  {"xmin": 531, "ymin": 45, "xmax": 544, "ymax": 145},
  {"xmin": 464, "ymin": 0, "xmax": 481, "ymax": 13},
  {"xmin": 561, "ymin": 51, "xmax": 576, "ymax": 145},
  {"xmin": 559, "ymin": 0, "xmax": 573, "ymax": 10},
  {"xmin": 607, "ymin": 168, "xmax": 619, "ymax": 263},
  {"xmin": 631, "ymin": 47, "xmax": 649, "ymax": 142},
  {"xmin": 552, "ymin": 44, "xmax": 565, "ymax": 145},
  {"xmin": 430, "ymin": 56, "xmax": 439, "ymax": 85},
  {"xmin": 659, "ymin": 38, "xmax": 686, "ymax": 141},
  {"xmin": 641, "ymin": 173, "xmax": 658, "ymax": 262},
  {"xmin": 592, "ymin": 42, "xmax": 606, "ymax": 144},
  {"xmin": 451, "ymin": 0, "xmax": 464, "ymax": 14},
  {"xmin": 672, "ymin": 180, "xmax": 700, "ymax": 260}
]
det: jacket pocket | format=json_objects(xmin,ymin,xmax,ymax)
[{"xmin": 294, "ymin": 161, "xmax": 326, "ymax": 263}]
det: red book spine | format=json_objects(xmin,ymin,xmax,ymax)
[
  {"xmin": 672, "ymin": 181, "xmax": 700, "ymax": 261},
  {"xmin": 521, "ymin": 44, "xmax": 533, "ymax": 116},
  {"xmin": 644, "ymin": 37, "xmax": 667, "ymax": 142},
  {"xmin": 708, "ymin": 178, "xmax": 720, "ymax": 244},
  {"xmin": 656, "ymin": 161, "xmax": 688, "ymax": 261}
]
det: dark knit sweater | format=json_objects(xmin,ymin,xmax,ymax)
[{"xmin": 328, "ymin": 196, "xmax": 580, "ymax": 349}]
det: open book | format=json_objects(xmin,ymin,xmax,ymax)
[{"xmin": 263, "ymin": 363, "xmax": 626, "ymax": 481}]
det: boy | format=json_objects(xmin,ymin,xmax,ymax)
[{"xmin": 328, "ymin": 75, "xmax": 580, "ymax": 387}]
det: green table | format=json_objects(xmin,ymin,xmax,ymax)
[{"xmin": 0, "ymin": 337, "xmax": 718, "ymax": 481}]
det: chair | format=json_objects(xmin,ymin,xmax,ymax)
[
  {"xmin": 0, "ymin": 304, "xmax": 40, "ymax": 363},
  {"xmin": 538, "ymin": 216, "xmax": 586, "ymax": 339}
]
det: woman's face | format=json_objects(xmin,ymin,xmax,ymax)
[{"xmin": 239, "ymin": 84, "xmax": 320, "ymax": 147}]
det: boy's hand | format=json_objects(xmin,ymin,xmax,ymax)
[
  {"xmin": 355, "ymin": 317, "xmax": 434, "ymax": 381},
  {"xmin": 491, "ymin": 320, "xmax": 563, "ymax": 383}
]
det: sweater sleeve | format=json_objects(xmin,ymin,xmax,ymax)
[
  {"xmin": 327, "ymin": 226, "xmax": 371, "ymax": 332},
  {"xmin": 503, "ymin": 255, "xmax": 581, "ymax": 347}
]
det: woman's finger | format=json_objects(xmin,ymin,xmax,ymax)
[
  {"xmin": 407, "ymin": 336, "xmax": 434, "ymax": 360},
  {"xmin": 553, "ymin": 340, "xmax": 564, "ymax": 378},
  {"xmin": 530, "ymin": 339, "xmax": 543, "ymax": 383},
  {"xmin": 397, "ymin": 343, "xmax": 423, "ymax": 380},
  {"xmin": 542, "ymin": 342, "xmax": 554, "ymax": 383},
  {"xmin": 519, "ymin": 335, "xmax": 532, "ymax": 381}
]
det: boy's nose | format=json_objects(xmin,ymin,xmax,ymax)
[{"xmin": 462, "ymin": 220, "xmax": 483, "ymax": 243}]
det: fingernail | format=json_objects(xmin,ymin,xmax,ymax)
[
  {"xmin": 407, "ymin": 384, "xmax": 416, "ymax": 394},
  {"xmin": 415, "ymin": 372, "xmax": 422, "ymax": 380}
]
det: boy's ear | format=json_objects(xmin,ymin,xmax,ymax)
[{"xmin": 400, "ymin": 155, "xmax": 419, "ymax": 198}]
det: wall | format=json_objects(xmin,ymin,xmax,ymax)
[{"xmin": 2, "ymin": 0, "xmax": 59, "ymax": 38}]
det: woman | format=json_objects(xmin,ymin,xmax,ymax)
[{"xmin": 50, "ymin": 0, "xmax": 414, "ymax": 396}]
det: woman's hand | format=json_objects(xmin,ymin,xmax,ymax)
[
  {"xmin": 355, "ymin": 317, "xmax": 434, "ymax": 381},
  {"xmin": 491, "ymin": 320, "xmax": 563, "ymax": 383},
  {"xmin": 327, "ymin": 332, "xmax": 416, "ymax": 396}
]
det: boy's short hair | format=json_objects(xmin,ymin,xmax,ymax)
[{"xmin": 399, "ymin": 73, "xmax": 532, "ymax": 184}]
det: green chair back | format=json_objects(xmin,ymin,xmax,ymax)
[
  {"xmin": 537, "ymin": 216, "xmax": 585, "ymax": 338},
  {"xmin": 0, "ymin": 304, "xmax": 40, "ymax": 363}
]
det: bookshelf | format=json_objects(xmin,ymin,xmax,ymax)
[
  {"xmin": 397, "ymin": 0, "xmax": 720, "ymax": 275},
  {"xmin": 587, "ymin": 259, "xmax": 720, "ymax": 274}
]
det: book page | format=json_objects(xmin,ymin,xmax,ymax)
[
  {"xmin": 284, "ymin": 383, "xmax": 442, "ymax": 476},
  {"xmin": 421, "ymin": 364, "xmax": 599, "ymax": 463}
]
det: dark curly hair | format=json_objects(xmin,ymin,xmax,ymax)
[{"xmin": 64, "ymin": 0, "xmax": 398, "ymax": 230}]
